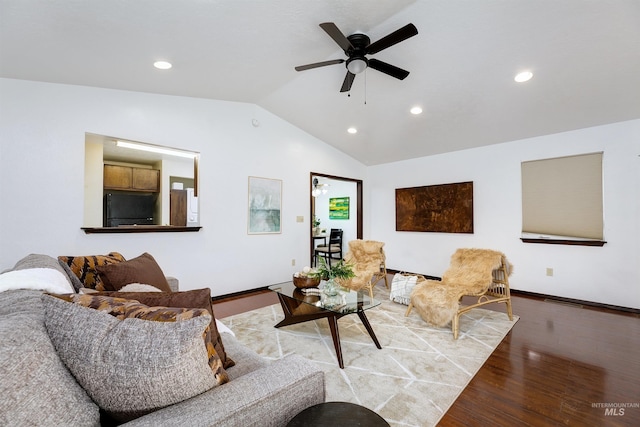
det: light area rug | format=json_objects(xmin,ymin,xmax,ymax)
[{"xmin": 221, "ymin": 286, "xmax": 518, "ymax": 427}]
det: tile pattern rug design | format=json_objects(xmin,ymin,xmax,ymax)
[{"xmin": 221, "ymin": 285, "xmax": 518, "ymax": 427}]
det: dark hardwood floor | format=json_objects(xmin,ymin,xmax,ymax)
[{"xmin": 212, "ymin": 280, "xmax": 640, "ymax": 426}]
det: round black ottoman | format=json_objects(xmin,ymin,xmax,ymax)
[{"xmin": 287, "ymin": 402, "xmax": 389, "ymax": 427}]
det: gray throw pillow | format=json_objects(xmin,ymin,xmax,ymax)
[
  {"xmin": 0, "ymin": 290, "xmax": 100, "ymax": 427},
  {"xmin": 41, "ymin": 294, "xmax": 219, "ymax": 422}
]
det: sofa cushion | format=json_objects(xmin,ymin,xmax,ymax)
[
  {"xmin": 42, "ymin": 294, "xmax": 227, "ymax": 422},
  {"xmin": 220, "ymin": 332, "xmax": 270, "ymax": 380},
  {"xmin": 0, "ymin": 290, "xmax": 100, "ymax": 426},
  {"xmin": 6, "ymin": 253, "xmax": 71, "ymax": 275},
  {"xmin": 96, "ymin": 252, "xmax": 172, "ymax": 292},
  {"xmin": 92, "ymin": 288, "xmax": 235, "ymax": 369},
  {"xmin": 58, "ymin": 251, "xmax": 126, "ymax": 291}
]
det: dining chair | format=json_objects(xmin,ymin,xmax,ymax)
[{"xmin": 313, "ymin": 228, "xmax": 343, "ymax": 267}]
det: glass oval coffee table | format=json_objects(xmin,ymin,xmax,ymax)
[{"xmin": 268, "ymin": 281, "xmax": 382, "ymax": 369}]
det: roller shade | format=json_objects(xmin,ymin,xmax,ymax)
[{"xmin": 521, "ymin": 152, "xmax": 603, "ymax": 240}]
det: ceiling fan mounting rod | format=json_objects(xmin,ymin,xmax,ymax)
[{"xmin": 346, "ymin": 33, "xmax": 370, "ymax": 53}]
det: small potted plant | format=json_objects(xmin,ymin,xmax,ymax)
[
  {"xmin": 315, "ymin": 257, "xmax": 355, "ymax": 296},
  {"xmin": 312, "ymin": 216, "xmax": 321, "ymax": 235}
]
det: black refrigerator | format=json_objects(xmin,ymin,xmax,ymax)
[{"xmin": 104, "ymin": 193, "xmax": 157, "ymax": 227}]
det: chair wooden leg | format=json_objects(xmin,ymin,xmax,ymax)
[
  {"xmin": 506, "ymin": 298, "xmax": 514, "ymax": 321},
  {"xmin": 405, "ymin": 302, "xmax": 413, "ymax": 317},
  {"xmin": 452, "ymin": 313, "xmax": 460, "ymax": 340}
]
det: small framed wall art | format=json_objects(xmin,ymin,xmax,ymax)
[
  {"xmin": 247, "ymin": 176, "xmax": 282, "ymax": 234},
  {"xmin": 329, "ymin": 197, "xmax": 350, "ymax": 220}
]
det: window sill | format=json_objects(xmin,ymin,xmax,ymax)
[
  {"xmin": 520, "ymin": 238, "xmax": 606, "ymax": 247},
  {"xmin": 82, "ymin": 226, "xmax": 202, "ymax": 234}
]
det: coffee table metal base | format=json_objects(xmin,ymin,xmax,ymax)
[
  {"xmin": 273, "ymin": 293, "xmax": 381, "ymax": 369},
  {"xmin": 286, "ymin": 402, "xmax": 389, "ymax": 427}
]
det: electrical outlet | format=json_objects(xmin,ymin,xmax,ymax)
[
  {"xmin": 546, "ymin": 268, "xmax": 553, "ymax": 277},
  {"xmin": 291, "ymin": 259, "xmax": 296, "ymax": 266}
]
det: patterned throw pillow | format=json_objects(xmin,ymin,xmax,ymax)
[
  {"xmin": 43, "ymin": 294, "xmax": 228, "ymax": 422},
  {"xmin": 57, "ymin": 252, "xmax": 126, "ymax": 291}
]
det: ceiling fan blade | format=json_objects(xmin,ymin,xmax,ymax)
[
  {"xmin": 295, "ymin": 59, "xmax": 344, "ymax": 72},
  {"xmin": 340, "ymin": 71, "xmax": 356, "ymax": 92},
  {"xmin": 320, "ymin": 22, "xmax": 354, "ymax": 53},
  {"xmin": 366, "ymin": 23, "xmax": 418, "ymax": 55},
  {"xmin": 368, "ymin": 59, "xmax": 410, "ymax": 80}
]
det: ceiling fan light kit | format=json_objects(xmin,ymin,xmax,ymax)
[
  {"xmin": 295, "ymin": 22, "xmax": 418, "ymax": 93},
  {"xmin": 347, "ymin": 57, "xmax": 368, "ymax": 74}
]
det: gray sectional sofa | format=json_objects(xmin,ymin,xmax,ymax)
[{"xmin": 0, "ymin": 254, "xmax": 325, "ymax": 426}]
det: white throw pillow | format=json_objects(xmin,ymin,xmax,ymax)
[{"xmin": 0, "ymin": 268, "xmax": 74, "ymax": 294}]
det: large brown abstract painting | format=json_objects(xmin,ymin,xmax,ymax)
[{"xmin": 396, "ymin": 181, "xmax": 474, "ymax": 233}]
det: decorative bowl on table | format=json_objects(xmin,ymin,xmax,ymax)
[{"xmin": 292, "ymin": 274, "xmax": 321, "ymax": 289}]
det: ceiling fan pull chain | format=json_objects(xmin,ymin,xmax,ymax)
[{"xmin": 364, "ymin": 70, "xmax": 367, "ymax": 105}]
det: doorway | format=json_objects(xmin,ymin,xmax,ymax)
[{"xmin": 309, "ymin": 172, "xmax": 363, "ymax": 266}]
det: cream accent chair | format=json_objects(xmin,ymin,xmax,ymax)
[
  {"xmin": 342, "ymin": 240, "xmax": 388, "ymax": 299},
  {"xmin": 406, "ymin": 248, "xmax": 513, "ymax": 339}
]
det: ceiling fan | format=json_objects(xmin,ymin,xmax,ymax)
[{"xmin": 295, "ymin": 22, "xmax": 418, "ymax": 93}]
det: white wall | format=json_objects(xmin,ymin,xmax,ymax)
[
  {"xmin": 84, "ymin": 141, "xmax": 103, "ymax": 226},
  {"xmin": 367, "ymin": 119, "xmax": 640, "ymax": 309},
  {"xmin": 0, "ymin": 78, "xmax": 366, "ymax": 296}
]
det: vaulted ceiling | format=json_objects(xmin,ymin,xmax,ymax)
[{"xmin": 2, "ymin": 0, "xmax": 639, "ymax": 165}]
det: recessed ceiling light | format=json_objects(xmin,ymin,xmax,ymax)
[
  {"xmin": 514, "ymin": 71, "xmax": 533, "ymax": 83},
  {"xmin": 410, "ymin": 106, "xmax": 423, "ymax": 115},
  {"xmin": 153, "ymin": 61, "xmax": 172, "ymax": 70},
  {"xmin": 347, "ymin": 127, "xmax": 358, "ymax": 134}
]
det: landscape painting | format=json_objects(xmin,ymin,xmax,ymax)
[{"xmin": 248, "ymin": 176, "xmax": 282, "ymax": 234}]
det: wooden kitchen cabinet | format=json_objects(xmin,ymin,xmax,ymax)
[
  {"xmin": 104, "ymin": 165, "xmax": 159, "ymax": 192},
  {"xmin": 132, "ymin": 168, "xmax": 160, "ymax": 191}
]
